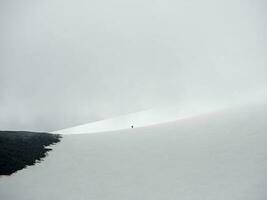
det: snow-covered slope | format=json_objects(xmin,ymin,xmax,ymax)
[
  {"xmin": 53, "ymin": 103, "xmax": 226, "ymax": 134},
  {"xmin": 53, "ymin": 87, "xmax": 267, "ymax": 135},
  {"xmin": 1, "ymin": 102, "xmax": 267, "ymax": 200}
]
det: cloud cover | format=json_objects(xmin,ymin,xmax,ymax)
[{"xmin": 0, "ymin": 0, "xmax": 267, "ymax": 131}]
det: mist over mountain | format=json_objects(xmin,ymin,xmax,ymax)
[{"xmin": 1, "ymin": 0, "xmax": 267, "ymax": 131}]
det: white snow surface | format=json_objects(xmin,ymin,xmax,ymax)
[
  {"xmin": 1, "ymin": 102, "xmax": 267, "ymax": 199},
  {"xmin": 53, "ymin": 103, "xmax": 224, "ymax": 134},
  {"xmin": 53, "ymin": 87, "xmax": 267, "ymax": 135}
]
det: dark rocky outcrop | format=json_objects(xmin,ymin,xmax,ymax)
[{"xmin": 0, "ymin": 131, "xmax": 61, "ymax": 175}]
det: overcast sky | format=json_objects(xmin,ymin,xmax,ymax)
[{"xmin": 1, "ymin": 0, "xmax": 267, "ymax": 132}]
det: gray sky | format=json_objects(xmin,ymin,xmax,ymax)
[{"xmin": 1, "ymin": 0, "xmax": 267, "ymax": 132}]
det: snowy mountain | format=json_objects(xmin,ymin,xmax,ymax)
[{"xmin": 1, "ymin": 102, "xmax": 267, "ymax": 200}]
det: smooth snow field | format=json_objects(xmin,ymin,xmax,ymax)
[{"xmin": 1, "ymin": 103, "xmax": 267, "ymax": 200}]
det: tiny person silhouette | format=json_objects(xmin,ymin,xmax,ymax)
[{"xmin": 131, "ymin": 125, "xmax": 134, "ymax": 128}]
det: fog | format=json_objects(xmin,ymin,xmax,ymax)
[{"xmin": 1, "ymin": 0, "xmax": 267, "ymax": 131}]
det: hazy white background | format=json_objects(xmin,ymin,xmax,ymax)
[{"xmin": 1, "ymin": 0, "xmax": 267, "ymax": 131}]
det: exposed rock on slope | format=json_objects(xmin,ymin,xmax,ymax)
[{"xmin": 0, "ymin": 131, "xmax": 61, "ymax": 175}]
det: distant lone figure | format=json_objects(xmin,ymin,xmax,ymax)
[{"xmin": 131, "ymin": 125, "xmax": 134, "ymax": 128}]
